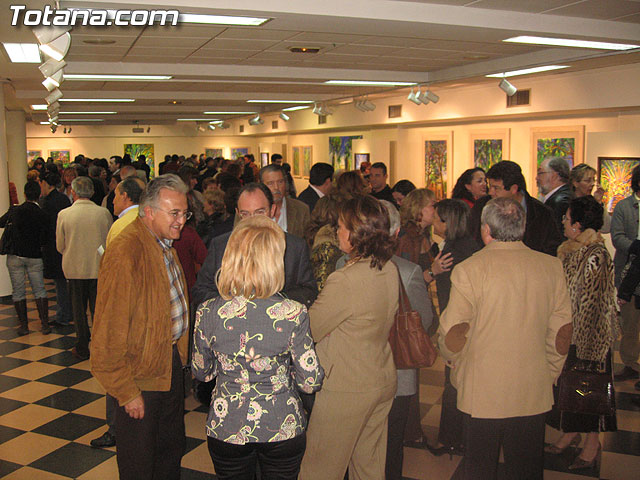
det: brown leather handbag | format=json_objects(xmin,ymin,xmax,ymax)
[{"xmin": 388, "ymin": 272, "xmax": 437, "ymax": 369}]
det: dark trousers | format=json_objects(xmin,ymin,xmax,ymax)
[
  {"xmin": 53, "ymin": 278, "xmax": 72, "ymax": 324},
  {"xmin": 68, "ymin": 279, "xmax": 97, "ymax": 356},
  {"xmin": 386, "ymin": 395, "xmax": 411, "ymax": 480},
  {"xmin": 105, "ymin": 393, "xmax": 116, "ymax": 434},
  {"xmin": 462, "ymin": 412, "xmax": 546, "ymax": 480},
  {"xmin": 115, "ymin": 345, "xmax": 185, "ymax": 480},
  {"xmin": 207, "ymin": 432, "xmax": 306, "ymax": 480},
  {"xmin": 438, "ymin": 366, "xmax": 465, "ymax": 449}
]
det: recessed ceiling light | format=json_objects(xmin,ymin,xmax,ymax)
[
  {"xmin": 2, "ymin": 43, "xmax": 40, "ymax": 63},
  {"xmin": 203, "ymin": 111, "xmax": 257, "ymax": 114},
  {"xmin": 31, "ymin": 104, "xmax": 48, "ymax": 110},
  {"xmin": 82, "ymin": 39, "xmax": 117, "ymax": 45},
  {"xmin": 486, "ymin": 65, "xmax": 568, "ymax": 78},
  {"xmin": 464, "ymin": 54, "xmax": 490, "ymax": 60},
  {"xmin": 59, "ymin": 111, "xmax": 117, "ymax": 114},
  {"xmin": 59, "ymin": 98, "xmax": 135, "ymax": 102},
  {"xmin": 324, "ymin": 80, "xmax": 417, "ymax": 86},
  {"xmin": 282, "ymin": 106, "xmax": 310, "ymax": 112},
  {"xmin": 170, "ymin": 100, "xmax": 181, "ymax": 105},
  {"xmin": 65, "ymin": 74, "xmax": 172, "ymax": 81},
  {"xmin": 504, "ymin": 36, "xmax": 640, "ymax": 51},
  {"xmin": 247, "ymin": 100, "xmax": 314, "ymax": 103},
  {"xmin": 289, "ymin": 47, "xmax": 320, "ymax": 53}
]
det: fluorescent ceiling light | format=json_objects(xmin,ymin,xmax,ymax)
[
  {"xmin": 486, "ymin": 65, "xmax": 568, "ymax": 78},
  {"xmin": 178, "ymin": 13, "xmax": 269, "ymax": 26},
  {"xmin": 177, "ymin": 118, "xmax": 218, "ymax": 121},
  {"xmin": 60, "ymin": 98, "xmax": 135, "ymax": 102},
  {"xmin": 247, "ymin": 100, "xmax": 314, "ymax": 104},
  {"xmin": 42, "ymin": 119, "xmax": 103, "ymax": 123},
  {"xmin": 325, "ymin": 80, "xmax": 417, "ymax": 86},
  {"xmin": 59, "ymin": 111, "xmax": 117, "ymax": 114},
  {"xmin": 282, "ymin": 105, "xmax": 310, "ymax": 112},
  {"xmin": 504, "ymin": 36, "xmax": 640, "ymax": 51},
  {"xmin": 2, "ymin": 43, "xmax": 40, "ymax": 63},
  {"xmin": 65, "ymin": 74, "xmax": 172, "ymax": 81},
  {"xmin": 203, "ymin": 111, "xmax": 256, "ymax": 114},
  {"xmin": 31, "ymin": 104, "xmax": 48, "ymax": 110}
]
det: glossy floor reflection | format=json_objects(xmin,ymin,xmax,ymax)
[{"xmin": 0, "ymin": 282, "xmax": 638, "ymax": 479}]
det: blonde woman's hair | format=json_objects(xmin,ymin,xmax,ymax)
[
  {"xmin": 400, "ymin": 188, "xmax": 436, "ymax": 229},
  {"xmin": 216, "ymin": 215, "xmax": 285, "ymax": 300}
]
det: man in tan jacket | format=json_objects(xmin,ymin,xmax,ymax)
[{"xmin": 438, "ymin": 197, "xmax": 572, "ymax": 480}]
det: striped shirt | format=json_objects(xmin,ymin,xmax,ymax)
[{"xmin": 156, "ymin": 237, "xmax": 188, "ymax": 341}]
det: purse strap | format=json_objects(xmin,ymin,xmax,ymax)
[{"xmin": 393, "ymin": 264, "xmax": 411, "ymax": 315}]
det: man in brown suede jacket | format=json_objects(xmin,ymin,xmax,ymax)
[{"xmin": 91, "ymin": 174, "xmax": 190, "ymax": 480}]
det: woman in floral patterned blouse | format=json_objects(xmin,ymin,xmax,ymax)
[{"xmin": 192, "ymin": 215, "xmax": 324, "ymax": 479}]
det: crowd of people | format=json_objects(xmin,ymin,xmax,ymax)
[{"xmin": 1, "ymin": 149, "xmax": 637, "ymax": 480}]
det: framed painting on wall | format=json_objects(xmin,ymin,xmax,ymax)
[
  {"xmin": 49, "ymin": 150, "xmax": 71, "ymax": 165},
  {"xmin": 302, "ymin": 146, "xmax": 312, "ymax": 178},
  {"xmin": 125, "ymin": 144, "xmax": 155, "ymax": 177},
  {"xmin": 292, "ymin": 147, "xmax": 301, "ymax": 177},
  {"xmin": 329, "ymin": 135, "xmax": 363, "ymax": 171},
  {"xmin": 531, "ymin": 126, "xmax": 584, "ymax": 195},
  {"xmin": 261, "ymin": 152, "xmax": 269, "ymax": 167},
  {"xmin": 27, "ymin": 150, "xmax": 42, "ymax": 164},
  {"xmin": 205, "ymin": 148, "xmax": 223, "ymax": 159},
  {"xmin": 598, "ymin": 157, "xmax": 640, "ymax": 213},
  {"xmin": 424, "ymin": 132, "xmax": 452, "ymax": 200},
  {"xmin": 354, "ymin": 153, "xmax": 370, "ymax": 170},
  {"xmin": 231, "ymin": 147, "xmax": 249, "ymax": 161},
  {"xmin": 470, "ymin": 129, "xmax": 510, "ymax": 171}
]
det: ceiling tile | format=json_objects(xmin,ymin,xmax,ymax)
[
  {"xmin": 71, "ymin": 35, "xmax": 137, "ymax": 47},
  {"xmin": 469, "ymin": 0, "xmax": 578, "ymax": 14},
  {"xmin": 352, "ymin": 36, "xmax": 425, "ymax": 47},
  {"xmin": 544, "ymin": 0, "xmax": 640, "ymax": 19},
  {"xmin": 69, "ymin": 46, "xmax": 131, "ymax": 56},
  {"xmin": 613, "ymin": 12, "xmax": 640, "ymax": 23},
  {"xmin": 188, "ymin": 49, "xmax": 257, "ymax": 59},
  {"xmin": 127, "ymin": 46, "xmax": 196, "ymax": 56},
  {"xmin": 328, "ymin": 44, "xmax": 404, "ymax": 55},
  {"xmin": 134, "ymin": 36, "xmax": 212, "ymax": 48},
  {"xmin": 122, "ymin": 55, "xmax": 189, "ymax": 63},
  {"xmin": 142, "ymin": 25, "xmax": 225, "ymax": 38},
  {"xmin": 201, "ymin": 38, "xmax": 280, "ymax": 50},
  {"xmin": 288, "ymin": 32, "xmax": 370, "ymax": 44},
  {"xmin": 216, "ymin": 28, "xmax": 299, "ymax": 41}
]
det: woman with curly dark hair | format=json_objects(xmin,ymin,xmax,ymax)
[
  {"xmin": 451, "ymin": 167, "xmax": 486, "ymax": 208},
  {"xmin": 300, "ymin": 196, "xmax": 399, "ymax": 480}
]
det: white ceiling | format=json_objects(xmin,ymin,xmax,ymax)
[{"xmin": 2, "ymin": 0, "xmax": 640, "ymax": 125}]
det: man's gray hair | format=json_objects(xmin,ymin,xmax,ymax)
[
  {"xmin": 259, "ymin": 163, "xmax": 284, "ymax": 183},
  {"xmin": 71, "ymin": 176, "xmax": 94, "ymax": 199},
  {"xmin": 139, "ymin": 174, "xmax": 188, "ymax": 217},
  {"xmin": 379, "ymin": 199, "xmax": 400, "ymax": 235},
  {"xmin": 546, "ymin": 157, "xmax": 570, "ymax": 183},
  {"xmin": 481, "ymin": 197, "xmax": 525, "ymax": 242}
]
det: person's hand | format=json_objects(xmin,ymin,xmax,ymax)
[
  {"xmin": 432, "ymin": 251, "xmax": 453, "ymax": 276},
  {"xmin": 618, "ymin": 298, "xmax": 628, "ymax": 306},
  {"xmin": 593, "ymin": 183, "xmax": 605, "ymax": 203},
  {"xmin": 124, "ymin": 395, "xmax": 145, "ymax": 419}
]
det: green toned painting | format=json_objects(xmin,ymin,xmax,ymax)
[
  {"xmin": 292, "ymin": 147, "xmax": 301, "ymax": 176},
  {"xmin": 329, "ymin": 135, "xmax": 363, "ymax": 171},
  {"xmin": 27, "ymin": 150, "xmax": 42, "ymax": 164},
  {"xmin": 49, "ymin": 150, "xmax": 71, "ymax": 165},
  {"xmin": 205, "ymin": 148, "xmax": 223, "ymax": 159},
  {"xmin": 474, "ymin": 139, "xmax": 502, "ymax": 171},
  {"xmin": 425, "ymin": 140, "xmax": 447, "ymax": 199},
  {"xmin": 231, "ymin": 147, "xmax": 249, "ymax": 160},
  {"xmin": 536, "ymin": 137, "xmax": 575, "ymax": 169},
  {"xmin": 302, "ymin": 146, "xmax": 312, "ymax": 177},
  {"xmin": 598, "ymin": 157, "xmax": 640, "ymax": 213},
  {"xmin": 124, "ymin": 144, "xmax": 155, "ymax": 177}
]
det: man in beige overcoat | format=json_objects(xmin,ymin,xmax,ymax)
[{"xmin": 438, "ymin": 197, "xmax": 572, "ymax": 480}]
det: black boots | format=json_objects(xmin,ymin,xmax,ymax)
[
  {"xmin": 35, "ymin": 297, "xmax": 51, "ymax": 334},
  {"xmin": 14, "ymin": 300, "xmax": 29, "ymax": 336}
]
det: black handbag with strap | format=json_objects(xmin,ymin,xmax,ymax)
[{"xmin": 0, "ymin": 208, "xmax": 17, "ymax": 256}]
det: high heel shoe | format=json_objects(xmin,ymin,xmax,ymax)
[
  {"xmin": 543, "ymin": 433, "xmax": 582, "ymax": 454},
  {"xmin": 424, "ymin": 443, "xmax": 464, "ymax": 460},
  {"xmin": 568, "ymin": 444, "xmax": 601, "ymax": 470}
]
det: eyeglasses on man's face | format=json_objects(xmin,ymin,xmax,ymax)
[
  {"xmin": 154, "ymin": 207, "xmax": 192, "ymax": 221},
  {"xmin": 237, "ymin": 208, "xmax": 268, "ymax": 219}
]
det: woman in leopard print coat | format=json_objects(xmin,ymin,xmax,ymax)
[{"xmin": 545, "ymin": 195, "xmax": 619, "ymax": 471}]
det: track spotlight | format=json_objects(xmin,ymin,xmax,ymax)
[
  {"xmin": 63, "ymin": 127, "xmax": 67, "ymax": 134},
  {"xmin": 354, "ymin": 99, "xmax": 366, "ymax": 112},
  {"xmin": 208, "ymin": 124, "xmax": 215, "ymax": 130},
  {"xmin": 147, "ymin": 126, "xmax": 150, "ymax": 133},
  {"xmin": 279, "ymin": 112, "xmax": 290, "ymax": 121},
  {"xmin": 424, "ymin": 90, "xmax": 439, "ymax": 103},
  {"xmin": 407, "ymin": 88, "xmax": 421, "ymax": 105},
  {"xmin": 39, "ymin": 58, "xmax": 66, "ymax": 78},
  {"xmin": 68, "ymin": 127, "xmax": 72, "ymax": 133},
  {"xmin": 362, "ymin": 99, "xmax": 376, "ymax": 111},
  {"xmin": 42, "ymin": 70, "xmax": 64, "ymax": 92},
  {"xmin": 49, "ymin": 113, "xmax": 59, "ymax": 122},
  {"xmin": 417, "ymin": 89, "xmax": 431, "ymax": 104},
  {"xmin": 248, "ymin": 115, "xmax": 264, "ymax": 125},
  {"xmin": 499, "ymin": 78, "xmax": 517, "ymax": 97},
  {"xmin": 45, "ymin": 88, "xmax": 63, "ymax": 105},
  {"xmin": 312, "ymin": 103, "xmax": 321, "ymax": 115},
  {"xmin": 51, "ymin": 124, "xmax": 57, "ymax": 133},
  {"xmin": 217, "ymin": 122, "xmax": 230, "ymax": 129}
]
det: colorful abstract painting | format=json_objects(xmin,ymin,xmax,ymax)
[
  {"xmin": 231, "ymin": 147, "xmax": 249, "ymax": 160},
  {"xmin": 329, "ymin": 135, "xmax": 363, "ymax": 171},
  {"xmin": 49, "ymin": 150, "xmax": 71, "ymax": 165},
  {"xmin": 124, "ymin": 144, "xmax": 155, "ymax": 177},
  {"xmin": 474, "ymin": 139, "xmax": 502, "ymax": 171},
  {"xmin": 27, "ymin": 150, "xmax": 42, "ymax": 164},
  {"xmin": 536, "ymin": 137, "xmax": 575, "ymax": 169},
  {"xmin": 425, "ymin": 140, "xmax": 448, "ymax": 199},
  {"xmin": 205, "ymin": 148, "xmax": 223, "ymax": 159},
  {"xmin": 302, "ymin": 146, "xmax": 312, "ymax": 178},
  {"xmin": 292, "ymin": 147, "xmax": 301, "ymax": 177},
  {"xmin": 598, "ymin": 157, "xmax": 640, "ymax": 213}
]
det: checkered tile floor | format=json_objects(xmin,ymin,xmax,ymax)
[{"xmin": 0, "ymin": 281, "xmax": 638, "ymax": 479}]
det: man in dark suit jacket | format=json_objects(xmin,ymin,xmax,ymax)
[
  {"xmin": 192, "ymin": 183, "xmax": 318, "ymax": 308},
  {"xmin": 470, "ymin": 161, "xmax": 562, "ymax": 256},
  {"xmin": 537, "ymin": 157, "xmax": 572, "ymax": 235},
  {"xmin": 298, "ymin": 163, "xmax": 334, "ymax": 213},
  {"xmin": 39, "ymin": 172, "xmax": 72, "ymax": 326}
]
